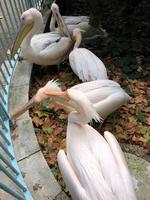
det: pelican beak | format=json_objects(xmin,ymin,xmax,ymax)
[
  {"xmin": 10, "ymin": 96, "xmax": 35, "ymax": 120},
  {"xmin": 11, "ymin": 20, "xmax": 34, "ymax": 59},
  {"xmin": 44, "ymin": 91, "xmax": 73, "ymax": 113},
  {"xmin": 53, "ymin": 11, "xmax": 71, "ymax": 38},
  {"xmin": 44, "ymin": 91, "xmax": 70, "ymax": 99}
]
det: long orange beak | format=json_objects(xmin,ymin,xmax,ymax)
[
  {"xmin": 10, "ymin": 91, "xmax": 72, "ymax": 120},
  {"xmin": 44, "ymin": 91, "xmax": 70, "ymax": 98},
  {"xmin": 44, "ymin": 90, "xmax": 73, "ymax": 113}
]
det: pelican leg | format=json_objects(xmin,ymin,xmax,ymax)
[
  {"xmin": 57, "ymin": 64, "xmax": 61, "ymax": 72},
  {"xmin": 104, "ymin": 131, "xmax": 137, "ymax": 200},
  {"xmin": 57, "ymin": 150, "xmax": 88, "ymax": 200}
]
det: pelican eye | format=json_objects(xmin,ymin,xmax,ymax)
[{"xmin": 55, "ymin": 38, "xmax": 61, "ymax": 43}]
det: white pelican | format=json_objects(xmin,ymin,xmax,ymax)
[
  {"xmin": 10, "ymin": 81, "xmax": 136, "ymax": 200},
  {"xmin": 69, "ymin": 32, "xmax": 108, "ymax": 81},
  {"xmin": 10, "ymin": 79, "xmax": 130, "ymax": 121},
  {"xmin": 49, "ymin": 1, "xmax": 90, "ymax": 34},
  {"xmin": 50, "ymin": 3, "xmax": 108, "ymax": 81},
  {"xmin": 50, "ymin": 13, "xmax": 90, "ymax": 34},
  {"xmin": 49, "ymin": 5, "xmax": 107, "ymax": 38},
  {"xmin": 10, "ymin": 5, "xmax": 74, "ymax": 65}
]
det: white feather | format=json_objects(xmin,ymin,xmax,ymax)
[
  {"xmin": 45, "ymin": 79, "xmax": 61, "ymax": 91},
  {"xmin": 67, "ymin": 89, "xmax": 101, "ymax": 124},
  {"xmin": 69, "ymin": 48, "xmax": 108, "ymax": 81}
]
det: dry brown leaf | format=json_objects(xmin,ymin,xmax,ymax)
[
  {"xmin": 12, "ymin": 133, "xmax": 19, "ymax": 141},
  {"xmin": 32, "ymin": 116, "xmax": 43, "ymax": 127},
  {"xmin": 48, "ymin": 138, "xmax": 53, "ymax": 146},
  {"xmin": 59, "ymin": 114, "xmax": 67, "ymax": 120},
  {"xmin": 134, "ymin": 95, "xmax": 145, "ymax": 104},
  {"xmin": 54, "ymin": 127, "xmax": 64, "ymax": 136}
]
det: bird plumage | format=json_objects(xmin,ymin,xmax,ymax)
[
  {"xmin": 69, "ymin": 48, "xmax": 108, "ymax": 81},
  {"xmin": 57, "ymin": 88, "xmax": 136, "ymax": 200},
  {"xmin": 11, "ymin": 7, "xmax": 74, "ymax": 65},
  {"xmin": 10, "ymin": 80, "xmax": 136, "ymax": 200},
  {"xmin": 71, "ymin": 79, "xmax": 130, "ymax": 119},
  {"xmin": 50, "ymin": 13, "xmax": 90, "ymax": 34}
]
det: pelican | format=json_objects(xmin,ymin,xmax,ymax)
[
  {"xmin": 11, "ymin": 79, "xmax": 130, "ymax": 124},
  {"xmin": 10, "ymin": 4, "xmax": 74, "ymax": 65},
  {"xmin": 50, "ymin": 13, "xmax": 90, "ymax": 34},
  {"xmin": 50, "ymin": 3, "xmax": 108, "ymax": 81},
  {"xmin": 69, "ymin": 33, "xmax": 108, "ymax": 81},
  {"xmin": 49, "ymin": 5, "xmax": 107, "ymax": 38},
  {"xmin": 10, "ymin": 81, "xmax": 136, "ymax": 200},
  {"xmin": 49, "ymin": 1, "xmax": 90, "ymax": 34}
]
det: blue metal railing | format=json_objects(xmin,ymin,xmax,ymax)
[{"xmin": 0, "ymin": 0, "xmax": 43, "ymax": 199}]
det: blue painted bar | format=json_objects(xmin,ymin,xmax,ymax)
[
  {"xmin": 0, "ymin": 55, "xmax": 11, "ymax": 76},
  {"xmin": 0, "ymin": 164, "xmax": 27, "ymax": 191},
  {"xmin": 18, "ymin": 0, "xmax": 24, "ymax": 14},
  {"xmin": 0, "ymin": 79, "xmax": 7, "ymax": 94},
  {"xmin": 0, "ymin": 140, "xmax": 14, "ymax": 159},
  {"xmin": 13, "ymin": 0, "xmax": 21, "ymax": 19},
  {"xmin": 0, "ymin": 67, "xmax": 8, "ymax": 84},
  {"xmin": 0, "ymin": 93, "xmax": 6, "ymax": 104},
  {"xmin": 0, "ymin": 129, "xmax": 10, "ymax": 145},
  {"xmin": 0, "ymin": 153, "xmax": 19, "ymax": 175},
  {"xmin": 0, "ymin": 92, "xmax": 6, "ymax": 104},
  {"xmin": 0, "ymin": 182, "xmax": 25, "ymax": 200},
  {"xmin": 0, "ymin": 118, "xmax": 8, "ymax": 131},
  {"xmin": 0, "ymin": 34, "xmax": 13, "ymax": 68},
  {"xmin": 20, "ymin": 0, "xmax": 26, "ymax": 11},
  {"xmin": 8, "ymin": 0, "xmax": 18, "ymax": 27},
  {"xmin": 3, "ymin": 0, "xmax": 16, "ymax": 34},
  {"xmin": 0, "ymin": 103, "xmax": 9, "ymax": 120},
  {"xmin": 28, "ymin": 0, "xmax": 34, "ymax": 7},
  {"xmin": 0, "ymin": 2, "xmax": 13, "ymax": 42}
]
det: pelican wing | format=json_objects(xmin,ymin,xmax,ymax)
[
  {"xmin": 62, "ymin": 16, "xmax": 89, "ymax": 25},
  {"xmin": 39, "ymin": 36, "xmax": 73, "ymax": 60},
  {"xmin": 93, "ymin": 91, "xmax": 130, "ymax": 119},
  {"xmin": 71, "ymin": 80, "xmax": 120, "ymax": 93},
  {"xmin": 57, "ymin": 150, "xmax": 88, "ymax": 200},
  {"xmin": 69, "ymin": 48, "xmax": 108, "ymax": 81},
  {"xmin": 67, "ymin": 122, "xmax": 117, "ymax": 200},
  {"xmin": 71, "ymin": 79, "xmax": 130, "ymax": 118},
  {"xmin": 30, "ymin": 32, "xmax": 60, "ymax": 53},
  {"xmin": 104, "ymin": 131, "xmax": 137, "ymax": 200}
]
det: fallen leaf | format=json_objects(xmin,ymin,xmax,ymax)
[
  {"xmin": 42, "ymin": 126, "xmax": 53, "ymax": 134},
  {"xmin": 32, "ymin": 116, "xmax": 43, "ymax": 127},
  {"xmin": 12, "ymin": 133, "xmax": 19, "ymax": 141}
]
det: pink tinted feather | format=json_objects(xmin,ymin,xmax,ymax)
[
  {"xmin": 104, "ymin": 131, "xmax": 137, "ymax": 200},
  {"xmin": 57, "ymin": 150, "xmax": 88, "ymax": 200},
  {"xmin": 69, "ymin": 48, "xmax": 108, "ymax": 81}
]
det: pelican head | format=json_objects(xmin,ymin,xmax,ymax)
[
  {"xmin": 11, "ymin": 8, "xmax": 43, "ymax": 59},
  {"xmin": 10, "ymin": 80, "xmax": 72, "ymax": 120},
  {"xmin": 10, "ymin": 80, "xmax": 100, "ymax": 124},
  {"xmin": 51, "ymin": 3, "xmax": 71, "ymax": 38}
]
